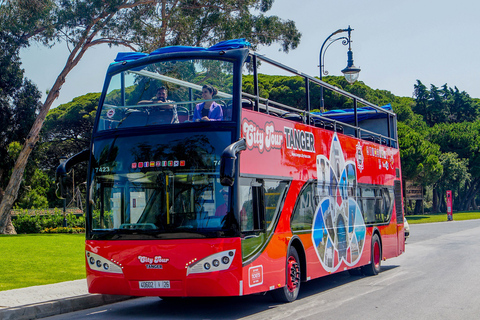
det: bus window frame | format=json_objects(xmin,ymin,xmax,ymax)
[{"xmin": 92, "ymin": 48, "xmax": 250, "ymax": 136}]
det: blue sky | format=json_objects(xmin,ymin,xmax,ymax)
[{"xmin": 20, "ymin": 0, "xmax": 480, "ymax": 108}]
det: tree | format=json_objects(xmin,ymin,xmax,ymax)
[
  {"xmin": 397, "ymin": 121, "xmax": 443, "ymax": 214},
  {"xmin": 431, "ymin": 152, "xmax": 470, "ymax": 213},
  {"xmin": 0, "ymin": 0, "xmax": 301, "ymax": 233},
  {"xmin": 0, "ymin": 7, "xmax": 43, "ymax": 233},
  {"xmin": 429, "ymin": 121, "xmax": 480, "ymax": 210},
  {"xmin": 37, "ymin": 92, "xmax": 100, "ymax": 206},
  {"xmin": 413, "ymin": 80, "xmax": 480, "ymax": 126}
]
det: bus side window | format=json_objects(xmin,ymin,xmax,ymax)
[
  {"xmin": 291, "ymin": 182, "xmax": 315, "ymax": 232},
  {"xmin": 362, "ymin": 187, "xmax": 376, "ymax": 224},
  {"xmin": 239, "ymin": 179, "xmax": 266, "ymax": 232},
  {"xmin": 263, "ymin": 180, "xmax": 288, "ymax": 230},
  {"xmin": 239, "ymin": 183, "xmax": 254, "ymax": 232}
]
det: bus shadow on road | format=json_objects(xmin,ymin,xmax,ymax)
[
  {"xmin": 297, "ymin": 265, "xmax": 399, "ymax": 299},
  {"xmin": 104, "ymin": 267, "xmax": 400, "ymax": 319}
]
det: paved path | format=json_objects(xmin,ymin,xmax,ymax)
[{"xmin": 0, "ymin": 279, "xmax": 133, "ymax": 320}]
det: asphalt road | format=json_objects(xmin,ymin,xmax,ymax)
[{"xmin": 45, "ymin": 219, "xmax": 480, "ymax": 320}]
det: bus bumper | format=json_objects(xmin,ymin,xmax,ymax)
[{"xmin": 85, "ymin": 238, "xmax": 243, "ymax": 297}]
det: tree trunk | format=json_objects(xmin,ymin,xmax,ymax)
[
  {"xmin": 414, "ymin": 199, "xmax": 423, "ymax": 214},
  {"xmin": 440, "ymin": 194, "xmax": 446, "ymax": 213},
  {"xmin": 0, "ymin": 1, "xmax": 147, "ymax": 234},
  {"xmin": 432, "ymin": 187, "xmax": 439, "ymax": 213},
  {"xmin": 461, "ymin": 179, "xmax": 479, "ymax": 211}
]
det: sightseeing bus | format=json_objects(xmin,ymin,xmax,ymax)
[{"xmin": 57, "ymin": 39, "xmax": 405, "ymax": 302}]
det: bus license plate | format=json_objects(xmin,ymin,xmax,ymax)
[{"xmin": 139, "ymin": 281, "xmax": 170, "ymax": 289}]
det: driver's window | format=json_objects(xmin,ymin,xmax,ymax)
[{"xmin": 239, "ymin": 180, "xmax": 254, "ymax": 232}]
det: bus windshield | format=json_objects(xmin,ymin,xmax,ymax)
[
  {"xmin": 89, "ymin": 131, "xmax": 236, "ymax": 238},
  {"xmin": 97, "ymin": 58, "xmax": 234, "ymax": 131}
]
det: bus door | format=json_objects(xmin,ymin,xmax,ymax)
[
  {"xmin": 238, "ymin": 178, "xmax": 289, "ymax": 262},
  {"xmin": 394, "ymin": 180, "xmax": 405, "ymax": 253}
]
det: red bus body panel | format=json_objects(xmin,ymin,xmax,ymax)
[
  {"xmin": 239, "ymin": 110, "xmax": 403, "ymax": 280},
  {"xmin": 87, "ymin": 110, "xmax": 404, "ymax": 298}
]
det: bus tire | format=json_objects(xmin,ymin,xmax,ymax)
[
  {"xmin": 362, "ymin": 233, "xmax": 381, "ymax": 276},
  {"xmin": 271, "ymin": 246, "xmax": 301, "ymax": 303}
]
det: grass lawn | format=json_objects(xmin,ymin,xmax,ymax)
[
  {"xmin": 0, "ymin": 234, "xmax": 85, "ymax": 291},
  {"xmin": 405, "ymin": 211, "xmax": 480, "ymax": 224}
]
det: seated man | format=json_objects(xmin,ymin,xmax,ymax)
[{"xmin": 138, "ymin": 86, "xmax": 178, "ymax": 124}]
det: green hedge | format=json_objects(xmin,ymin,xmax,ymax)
[{"xmin": 12, "ymin": 208, "xmax": 85, "ymax": 234}]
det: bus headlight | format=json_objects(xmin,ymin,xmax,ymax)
[
  {"xmin": 86, "ymin": 251, "xmax": 123, "ymax": 274},
  {"xmin": 186, "ymin": 250, "xmax": 235, "ymax": 276}
]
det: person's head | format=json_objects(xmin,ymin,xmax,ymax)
[
  {"xmin": 156, "ymin": 87, "xmax": 168, "ymax": 102},
  {"xmin": 201, "ymin": 85, "xmax": 217, "ymax": 100},
  {"xmin": 220, "ymin": 187, "xmax": 228, "ymax": 200}
]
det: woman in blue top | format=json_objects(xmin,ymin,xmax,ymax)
[{"xmin": 193, "ymin": 85, "xmax": 223, "ymax": 121}]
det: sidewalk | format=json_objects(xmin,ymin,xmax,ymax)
[{"xmin": 0, "ymin": 279, "xmax": 134, "ymax": 320}]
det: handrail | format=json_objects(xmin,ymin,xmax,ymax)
[
  {"xmin": 130, "ymin": 70, "xmax": 232, "ymax": 99},
  {"xmin": 252, "ymin": 52, "xmax": 396, "ymax": 116},
  {"xmin": 125, "ymin": 56, "xmax": 397, "ymax": 147}
]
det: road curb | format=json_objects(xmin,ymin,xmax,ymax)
[{"xmin": 0, "ymin": 294, "xmax": 135, "ymax": 320}]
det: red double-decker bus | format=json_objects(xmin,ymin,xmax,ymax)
[{"xmin": 58, "ymin": 39, "xmax": 405, "ymax": 302}]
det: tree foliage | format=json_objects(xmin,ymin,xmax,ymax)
[
  {"xmin": 413, "ymin": 80, "xmax": 480, "ymax": 126},
  {"xmin": 397, "ymin": 122, "xmax": 443, "ymax": 186},
  {"xmin": 3, "ymin": 0, "xmax": 480, "ymax": 225},
  {"xmin": 0, "ymin": 5, "xmax": 43, "ymax": 211},
  {"xmin": 0, "ymin": 0, "xmax": 302, "ymax": 233}
]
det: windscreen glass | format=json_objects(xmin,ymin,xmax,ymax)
[
  {"xmin": 89, "ymin": 131, "xmax": 236, "ymax": 238},
  {"xmin": 97, "ymin": 59, "xmax": 234, "ymax": 131}
]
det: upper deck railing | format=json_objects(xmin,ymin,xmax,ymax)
[{"xmin": 241, "ymin": 52, "xmax": 398, "ymax": 148}]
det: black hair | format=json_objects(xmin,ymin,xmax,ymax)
[{"xmin": 202, "ymin": 84, "xmax": 217, "ymax": 97}]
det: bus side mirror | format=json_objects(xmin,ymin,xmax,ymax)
[
  {"xmin": 220, "ymin": 138, "xmax": 246, "ymax": 187},
  {"xmin": 55, "ymin": 149, "xmax": 90, "ymax": 199},
  {"xmin": 56, "ymin": 175, "xmax": 67, "ymax": 199}
]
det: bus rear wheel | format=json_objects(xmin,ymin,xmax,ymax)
[
  {"xmin": 362, "ymin": 233, "xmax": 381, "ymax": 276},
  {"xmin": 271, "ymin": 246, "xmax": 301, "ymax": 303}
]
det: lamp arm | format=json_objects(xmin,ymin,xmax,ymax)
[
  {"xmin": 319, "ymin": 27, "xmax": 352, "ymax": 78},
  {"xmin": 320, "ymin": 36, "xmax": 349, "ymax": 76}
]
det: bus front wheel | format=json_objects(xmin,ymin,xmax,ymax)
[
  {"xmin": 271, "ymin": 246, "xmax": 301, "ymax": 303},
  {"xmin": 362, "ymin": 233, "xmax": 381, "ymax": 276}
]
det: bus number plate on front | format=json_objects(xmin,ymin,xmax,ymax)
[{"xmin": 139, "ymin": 281, "xmax": 170, "ymax": 289}]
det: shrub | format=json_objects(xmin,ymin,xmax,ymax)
[
  {"xmin": 12, "ymin": 212, "xmax": 43, "ymax": 233},
  {"xmin": 12, "ymin": 209, "xmax": 86, "ymax": 234}
]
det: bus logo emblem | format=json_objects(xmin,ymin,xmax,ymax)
[
  {"xmin": 248, "ymin": 265, "xmax": 263, "ymax": 287},
  {"xmin": 242, "ymin": 119, "xmax": 283, "ymax": 153},
  {"xmin": 356, "ymin": 142, "xmax": 364, "ymax": 172}
]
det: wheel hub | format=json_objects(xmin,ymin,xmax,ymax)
[{"xmin": 287, "ymin": 257, "xmax": 300, "ymax": 292}]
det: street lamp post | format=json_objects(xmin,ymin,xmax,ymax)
[
  {"xmin": 59, "ymin": 156, "xmax": 68, "ymax": 228},
  {"xmin": 319, "ymin": 26, "xmax": 361, "ymax": 112}
]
